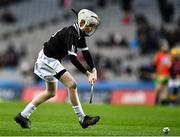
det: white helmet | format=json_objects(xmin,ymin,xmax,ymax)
[{"xmin": 78, "ymin": 9, "xmax": 100, "ymax": 36}]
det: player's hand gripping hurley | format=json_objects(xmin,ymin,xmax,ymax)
[{"xmin": 87, "ymin": 68, "xmax": 97, "ymax": 104}]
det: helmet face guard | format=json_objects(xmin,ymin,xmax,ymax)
[
  {"xmin": 78, "ymin": 9, "xmax": 100, "ymax": 36},
  {"xmin": 84, "ymin": 22, "xmax": 100, "ymax": 36}
]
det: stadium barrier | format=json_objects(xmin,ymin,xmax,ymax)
[
  {"xmin": 111, "ymin": 89, "xmax": 156, "ymax": 105},
  {"xmin": 0, "ymin": 79, "xmax": 23, "ymax": 100},
  {"xmin": 25, "ymin": 80, "xmax": 155, "ymax": 104},
  {"xmin": 21, "ymin": 86, "xmax": 67, "ymax": 103},
  {"xmin": 0, "ymin": 79, "xmax": 156, "ymax": 105}
]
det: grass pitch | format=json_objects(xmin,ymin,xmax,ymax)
[{"xmin": 0, "ymin": 101, "xmax": 180, "ymax": 136}]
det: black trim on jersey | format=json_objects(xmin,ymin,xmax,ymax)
[
  {"xmin": 70, "ymin": 55, "xmax": 87, "ymax": 73},
  {"xmin": 82, "ymin": 50, "xmax": 95, "ymax": 70},
  {"xmin": 73, "ymin": 22, "xmax": 80, "ymax": 38}
]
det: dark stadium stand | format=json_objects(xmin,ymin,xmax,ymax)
[{"xmin": 0, "ymin": 0, "xmax": 180, "ymax": 83}]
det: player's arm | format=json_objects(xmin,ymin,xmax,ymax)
[
  {"xmin": 69, "ymin": 55, "xmax": 87, "ymax": 74},
  {"xmin": 69, "ymin": 54, "xmax": 95, "ymax": 84},
  {"xmin": 78, "ymin": 37, "xmax": 97, "ymax": 84},
  {"xmin": 65, "ymin": 29, "xmax": 88, "ymax": 74},
  {"xmin": 66, "ymin": 29, "xmax": 96, "ymax": 84},
  {"xmin": 77, "ymin": 36, "xmax": 95, "ymax": 70},
  {"xmin": 82, "ymin": 50, "xmax": 97, "ymax": 82}
]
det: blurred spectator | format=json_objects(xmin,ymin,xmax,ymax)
[
  {"xmin": 114, "ymin": 58, "xmax": 122, "ymax": 75},
  {"xmin": 168, "ymin": 47, "xmax": 180, "ymax": 105},
  {"xmin": 19, "ymin": 56, "xmax": 34, "ymax": 85},
  {"xmin": 97, "ymin": 0, "xmax": 106, "ymax": 8},
  {"xmin": 0, "ymin": 0, "xmax": 25, "ymax": 7},
  {"xmin": 0, "ymin": 0, "xmax": 12, "ymax": 7},
  {"xmin": 157, "ymin": 0, "xmax": 175, "ymax": 23},
  {"xmin": 97, "ymin": 65, "xmax": 106, "ymax": 80},
  {"xmin": 137, "ymin": 64, "xmax": 155, "ymax": 81},
  {"xmin": 153, "ymin": 39, "xmax": 171, "ymax": 104},
  {"xmin": 121, "ymin": 63, "xmax": 132, "ymax": 76},
  {"xmin": 95, "ymin": 54, "xmax": 106, "ymax": 80},
  {"xmin": 58, "ymin": 0, "xmax": 73, "ymax": 20},
  {"xmin": 135, "ymin": 14, "xmax": 159, "ymax": 55},
  {"xmin": 159, "ymin": 16, "xmax": 180, "ymax": 48},
  {"xmin": 0, "ymin": 43, "xmax": 20, "ymax": 67},
  {"xmin": 58, "ymin": 0, "xmax": 64, "ymax": 7},
  {"xmin": 119, "ymin": 0, "xmax": 133, "ymax": 25},
  {"xmin": 173, "ymin": 17, "xmax": 180, "ymax": 45},
  {"xmin": 113, "ymin": 33, "xmax": 129, "ymax": 48},
  {"xmin": 0, "ymin": 53, "xmax": 5, "ymax": 67},
  {"xmin": 18, "ymin": 43, "xmax": 28, "ymax": 58},
  {"xmin": 96, "ymin": 32, "xmax": 129, "ymax": 48},
  {"xmin": 58, "ymin": 0, "xmax": 72, "ymax": 8},
  {"xmin": 159, "ymin": 24, "xmax": 175, "ymax": 48},
  {"xmin": 0, "ymin": 8, "xmax": 17, "ymax": 24}
]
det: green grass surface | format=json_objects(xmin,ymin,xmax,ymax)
[{"xmin": 0, "ymin": 101, "xmax": 180, "ymax": 136}]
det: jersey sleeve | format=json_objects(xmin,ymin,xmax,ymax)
[
  {"xmin": 66, "ymin": 28, "xmax": 87, "ymax": 74},
  {"xmin": 65, "ymin": 29, "xmax": 78, "ymax": 56},
  {"xmin": 69, "ymin": 55, "xmax": 87, "ymax": 74},
  {"xmin": 82, "ymin": 50, "xmax": 95, "ymax": 70},
  {"xmin": 77, "ymin": 37, "xmax": 89, "ymax": 51},
  {"xmin": 78, "ymin": 37, "xmax": 95, "ymax": 70}
]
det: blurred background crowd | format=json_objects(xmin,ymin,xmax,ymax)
[{"xmin": 0, "ymin": 0, "xmax": 180, "ymax": 105}]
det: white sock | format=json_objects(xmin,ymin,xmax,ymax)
[
  {"xmin": 21, "ymin": 102, "xmax": 36, "ymax": 118},
  {"xmin": 72, "ymin": 105, "xmax": 85, "ymax": 123}
]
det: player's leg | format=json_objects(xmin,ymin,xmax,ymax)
[
  {"xmin": 168, "ymin": 79, "xmax": 179, "ymax": 104},
  {"xmin": 58, "ymin": 71, "xmax": 100, "ymax": 128},
  {"xmin": 31, "ymin": 81, "xmax": 57, "ymax": 106},
  {"xmin": 160, "ymin": 83, "xmax": 169, "ymax": 103},
  {"xmin": 22, "ymin": 81, "xmax": 57, "ymax": 117},
  {"xmin": 59, "ymin": 71, "xmax": 84, "ymax": 119},
  {"xmin": 155, "ymin": 82, "xmax": 162, "ymax": 104},
  {"xmin": 14, "ymin": 81, "xmax": 57, "ymax": 128}
]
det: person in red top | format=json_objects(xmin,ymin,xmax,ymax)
[{"xmin": 153, "ymin": 39, "xmax": 171, "ymax": 104}]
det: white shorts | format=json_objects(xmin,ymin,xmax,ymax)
[
  {"xmin": 168, "ymin": 79, "xmax": 180, "ymax": 88},
  {"xmin": 34, "ymin": 49, "xmax": 65, "ymax": 82}
]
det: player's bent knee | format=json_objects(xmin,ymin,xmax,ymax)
[
  {"xmin": 68, "ymin": 82, "xmax": 77, "ymax": 89},
  {"xmin": 46, "ymin": 91, "xmax": 56, "ymax": 98},
  {"xmin": 49, "ymin": 93, "xmax": 56, "ymax": 98}
]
